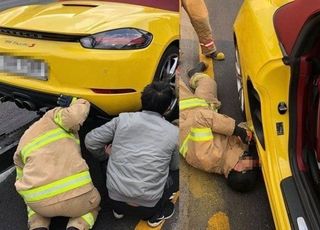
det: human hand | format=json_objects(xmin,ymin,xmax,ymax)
[
  {"xmin": 104, "ymin": 144, "xmax": 112, "ymax": 156},
  {"xmin": 234, "ymin": 126, "xmax": 252, "ymax": 144},
  {"xmin": 57, "ymin": 95, "xmax": 75, "ymax": 107},
  {"xmin": 246, "ymin": 130, "xmax": 253, "ymax": 143}
]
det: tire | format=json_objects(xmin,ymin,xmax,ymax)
[
  {"xmin": 153, "ymin": 45, "xmax": 179, "ymax": 121},
  {"xmin": 153, "ymin": 45, "xmax": 179, "ymax": 83}
]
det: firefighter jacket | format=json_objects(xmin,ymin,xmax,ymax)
[
  {"xmin": 179, "ymin": 76, "xmax": 246, "ymax": 177},
  {"xmin": 14, "ymin": 99, "xmax": 95, "ymax": 207},
  {"xmin": 182, "ymin": 0, "xmax": 216, "ymax": 55}
]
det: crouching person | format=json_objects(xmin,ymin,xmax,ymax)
[
  {"xmin": 180, "ymin": 63, "xmax": 259, "ymax": 192},
  {"xmin": 85, "ymin": 82, "xmax": 179, "ymax": 228},
  {"xmin": 14, "ymin": 97, "xmax": 100, "ymax": 230}
]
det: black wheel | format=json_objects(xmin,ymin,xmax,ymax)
[{"xmin": 153, "ymin": 45, "xmax": 179, "ymax": 121}]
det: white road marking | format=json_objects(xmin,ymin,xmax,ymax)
[{"xmin": 0, "ymin": 166, "xmax": 15, "ymax": 183}]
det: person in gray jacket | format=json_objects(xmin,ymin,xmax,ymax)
[{"xmin": 85, "ymin": 81, "xmax": 179, "ymax": 227}]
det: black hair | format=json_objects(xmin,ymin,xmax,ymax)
[
  {"xmin": 141, "ymin": 81, "xmax": 173, "ymax": 115},
  {"xmin": 227, "ymin": 169, "xmax": 258, "ymax": 192}
]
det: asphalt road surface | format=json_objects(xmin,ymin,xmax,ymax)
[
  {"xmin": 0, "ymin": 1, "xmax": 178, "ymax": 230},
  {"xmin": 179, "ymin": 0, "xmax": 275, "ymax": 229}
]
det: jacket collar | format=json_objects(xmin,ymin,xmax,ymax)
[{"xmin": 142, "ymin": 110, "xmax": 163, "ymax": 118}]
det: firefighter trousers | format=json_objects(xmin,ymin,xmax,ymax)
[
  {"xmin": 182, "ymin": 0, "xmax": 216, "ymax": 55},
  {"xmin": 27, "ymin": 187, "xmax": 101, "ymax": 230}
]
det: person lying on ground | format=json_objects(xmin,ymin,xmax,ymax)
[{"xmin": 179, "ymin": 62, "xmax": 259, "ymax": 192}]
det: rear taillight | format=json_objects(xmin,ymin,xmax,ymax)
[{"xmin": 80, "ymin": 28, "xmax": 152, "ymax": 50}]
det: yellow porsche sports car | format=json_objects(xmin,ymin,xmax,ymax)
[
  {"xmin": 234, "ymin": 0, "xmax": 320, "ymax": 229},
  {"xmin": 0, "ymin": 0, "xmax": 179, "ymax": 117}
]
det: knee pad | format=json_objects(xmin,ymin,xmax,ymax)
[{"xmin": 227, "ymin": 169, "xmax": 258, "ymax": 192}]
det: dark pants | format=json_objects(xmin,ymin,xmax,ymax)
[{"xmin": 110, "ymin": 170, "xmax": 179, "ymax": 220}]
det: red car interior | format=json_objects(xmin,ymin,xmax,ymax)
[
  {"xmin": 274, "ymin": 0, "xmax": 320, "ymax": 55},
  {"xmin": 295, "ymin": 44, "xmax": 320, "ymax": 171}
]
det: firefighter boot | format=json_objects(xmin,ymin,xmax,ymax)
[
  {"xmin": 187, "ymin": 62, "xmax": 208, "ymax": 78},
  {"xmin": 206, "ymin": 51, "xmax": 225, "ymax": 61}
]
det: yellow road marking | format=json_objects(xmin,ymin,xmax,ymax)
[
  {"xmin": 186, "ymin": 168, "xmax": 206, "ymax": 199},
  {"xmin": 207, "ymin": 212, "xmax": 230, "ymax": 230},
  {"xmin": 199, "ymin": 48, "xmax": 230, "ymax": 230},
  {"xmin": 135, "ymin": 192, "xmax": 180, "ymax": 230}
]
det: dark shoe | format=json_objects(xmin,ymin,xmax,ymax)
[
  {"xmin": 33, "ymin": 228, "xmax": 48, "ymax": 230},
  {"xmin": 66, "ymin": 227, "xmax": 79, "ymax": 230},
  {"xmin": 112, "ymin": 210, "xmax": 124, "ymax": 219},
  {"xmin": 147, "ymin": 202, "xmax": 175, "ymax": 227},
  {"xmin": 206, "ymin": 51, "xmax": 225, "ymax": 61},
  {"xmin": 163, "ymin": 202, "xmax": 175, "ymax": 220},
  {"xmin": 147, "ymin": 213, "xmax": 164, "ymax": 227},
  {"xmin": 187, "ymin": 62, "xmax": 208, "ymax": 78}
]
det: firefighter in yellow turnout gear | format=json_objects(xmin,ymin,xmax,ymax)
[
  {"xmin": 181, "ymin": 0, "xmax": 225, "ymax": 60},
  {"xmin": 14, "ymin": 97, "xmax": 100, "ymax": 230},
  {"xmin": 179, "ymin": 63, "xmax": 259, "ymax": 192}
]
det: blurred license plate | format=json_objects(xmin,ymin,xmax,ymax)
[{"xmin": 0, "ymin": 54, "xmax": 48, "ymax": 80}]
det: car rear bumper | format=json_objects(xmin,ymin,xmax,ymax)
[
  {"xmin": 0, "ymin": 34, "xmax": 162, "ymax": 88},
  {"xmin": 0, "ymin": 35, "xmax": 166, "ymax": 115},
  {"xmin": 0, "ymin": 82, "xmax": 139, "ymax": 117}
]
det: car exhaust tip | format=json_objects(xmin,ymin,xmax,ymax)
[
  {"xmin": 0, "ymin": 96, "xmax": 10, "ymax": 103},
  {"xmin": 14, "ymin": 98, "xmax": 25, "ymax": 109},
  {"xmin": 22, "ymin": 101, "xmax": 37, "ymax": 111}
]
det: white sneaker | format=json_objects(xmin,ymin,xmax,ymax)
[
  {"xmin": 147, "ymin": 202, "xmax": 175, "ymax": 227},
  {"xmin": 112, "ymin": 210, "xmax": 124, "ymax": 219},
  {"xmin": 169, "ymin": 192, "xmax": 177, "ymax": 200}
]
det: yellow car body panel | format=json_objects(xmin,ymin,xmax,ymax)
[
  {"xmin": 234, "ymin": 0, "xmax": 294, "ymax": 229},
  {"xmin": 0, "ymin": 1, "xmax": 177, "ymax": 36},
  {"xmin": 0, "ymin": 1, "xmax": 179, "ymax": 115}
]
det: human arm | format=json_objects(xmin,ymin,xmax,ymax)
[
  {"xmin": 169, "ymin": 125, "xmax": 179, "ymax": 170},
  {"xmin": 169, "ymin": 143, "xmax": 179, "ymax": 171},
  {"xmin": 85, "ymin": 117, "xmax": 119, "ymax": 161},
  {"xmin": 198, "ymin": 109, "xmax": 236, "ymax": 136},
  {"xmin": 200, "ymin": 109, "xmax": 252, "ymax": 143},
  {"xmin": 54, "ymin": 97, "xmax": 90, "ymax": 132}
]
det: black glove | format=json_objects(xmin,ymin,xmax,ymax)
[
  {"xmin": 233, "ymin": 126, "xmax": 248, "ymax": 143},
  {"xmin": 57, "ymin": 95, "xmax": 74, "ymax": 107}
]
